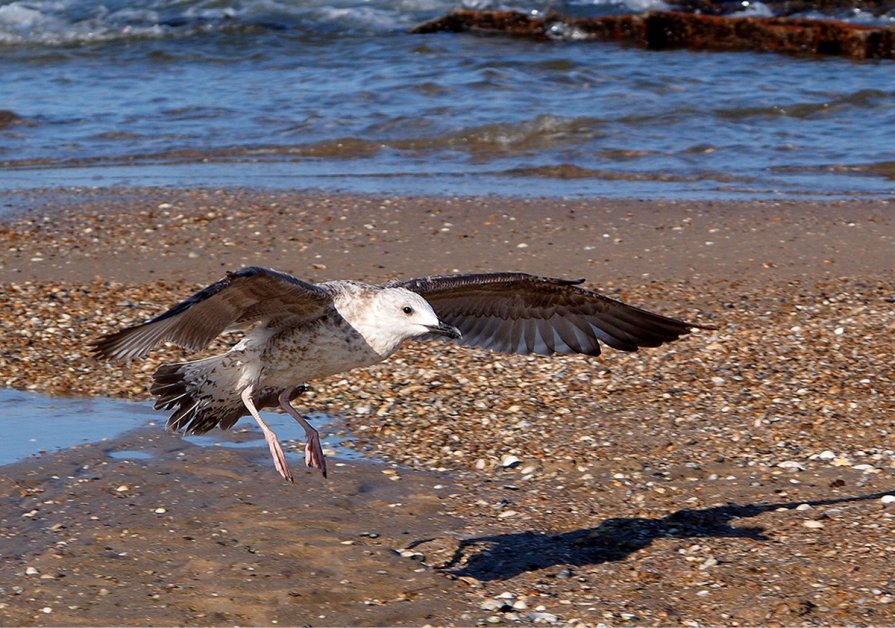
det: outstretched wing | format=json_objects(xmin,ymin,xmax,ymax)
[
  {"xmin": 91, "ymin": 267, "xmax": 333, "ymax": 360},
  {"xmin": 394, "ymin": 272, "xmax": 710, "ymax": 356}
]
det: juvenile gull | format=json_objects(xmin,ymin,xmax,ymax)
[{"xmin": 92, "ymin": 267, "xmax": 711, "ymax": 482}]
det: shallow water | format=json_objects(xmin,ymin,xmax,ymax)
[
  {"xmin": 1, "ymin": 0, "xmax": 894, "ymax": 199},
  {"xmin": 0, "ymin": 388, "xmax": 355, "ymax": 466}
]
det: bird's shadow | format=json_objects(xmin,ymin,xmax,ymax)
[{"xmin": 419, "ymin": 490, "xmax": 892, "ymax": 581}]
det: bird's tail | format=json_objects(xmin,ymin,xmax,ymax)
[{"xmin": 151, "ymin": 356, "xmax": 247, "ymax": 434}]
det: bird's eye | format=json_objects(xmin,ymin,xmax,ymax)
[{"xmin": 402, "ymin": 305, "xmax": 413, "ymax": 315}]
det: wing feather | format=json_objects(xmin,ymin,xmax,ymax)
[
  {"xmin": 506, "ymin": 317, "xmax": 524, "ymax": 354},
  {"xmin": 523, "ymin": 317, "xmax": 537, "ymax": 354},
  {"xmin": 536, "ymin": 318, "xmax": 557, "ymax": 354},
  {"xmin": 394, "ymin": 272, "xmax": 711, "ymax": 356},
  {"xmin": 92, "ymin": 267, "xmax": 333, "ymax": 360},
  {"xmin": 553, "ymin": 317, "xmax": 593, "ymax": 355}
]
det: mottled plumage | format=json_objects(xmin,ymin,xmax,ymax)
[{"xmin": 92, "ymin": 266, "xmax": 712, "ymax": 482}]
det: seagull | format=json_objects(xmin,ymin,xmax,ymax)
[{"xmin": 92, "ymin": 267, "xmax": 711, "ymax": 482}]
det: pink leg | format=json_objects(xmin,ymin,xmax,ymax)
[
  {"xmin": 241, "ymin": 385, "xmax": 293, "ymax": 483},
  {"xmin": 278, "ymin": 386, "xmax": 327, "ymax": 478}
]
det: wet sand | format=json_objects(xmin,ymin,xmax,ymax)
[{"xmin": 1, "ymin": 188, "xmax": 894, "ymax": 626}]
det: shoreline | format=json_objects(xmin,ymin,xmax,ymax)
[{"xmin": 1, "ymin": 188, "xmax": 894, "ymax": 625}]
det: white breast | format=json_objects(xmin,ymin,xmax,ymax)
[{"xmin": 254, "ymin": 315, "xmax": 386, "ymax": 389}]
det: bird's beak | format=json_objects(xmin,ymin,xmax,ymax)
[{"xmin": 426, "ymin": 321, "xmax": 462, "ymax": 339}]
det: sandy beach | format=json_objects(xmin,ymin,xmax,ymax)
[{"xmin": 0, "ymin": 188, "xmax": 893, "ymax": 626}]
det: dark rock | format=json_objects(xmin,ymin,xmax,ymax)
[
  {"xmin": 410, "ymin": 9, "xmax": 895, "ymax": 60},
  {"xmin": 0, "ymin": 111, "xmax": 23, "ymax": 130},
  {"xmin": 670, "ymin": 0, "xmax": 895, "ymax": 18}
]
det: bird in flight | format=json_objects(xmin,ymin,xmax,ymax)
[{"xmin": 92, "ymin": 267, "xmax": 711, "ymax": 482}]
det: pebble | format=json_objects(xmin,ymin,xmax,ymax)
[
  {"xmin": 880, "ymin": 495, "xmax": 895, "ymax": 504},
  {"xmin": 25, "ymin": 566, "xmax": 38, "ymax": 576},
  {"xmin": 803, "ymin": 520, "xmax": 825, "ymax": 529},
  {"xmin": 398, "ymin": 549, "xmax": 423, "ymax": 560},
  {"xmin": 527, "ymin": 611, "xmax": 558, "ymax": 623}
]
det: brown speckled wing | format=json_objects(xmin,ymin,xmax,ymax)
[
  {"xmin": 395, "ymin": 272, "xmax": 709, "ymax": 356},
  {"xmin": 91, "ymin": 267, "xmax": 333, "ymax": 360}
]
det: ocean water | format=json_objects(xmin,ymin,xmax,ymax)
[
  {"xmin": 0, "ymin": 0, "xmax": 894, "ymax": 199},
  {"xmin": 0, "ymin": 388, "xmax": 354, "ymax": 466}
]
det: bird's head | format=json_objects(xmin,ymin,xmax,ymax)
[
  {"xmin": 337, "ymin": 286, "xmax": 461, "ymax": 356},
  {"xmin": 373, "ymin": 288, "xmax": 461, "ymax": 344}
]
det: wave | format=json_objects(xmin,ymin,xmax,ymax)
[
  {"xmin": 714, "ymin": 89, "xmax": 895, "ymax": 121},
  {"xmin": 0, "ymin": 0, "xmax": 432, "ymax": 45},
  {"xmin": 0, "ymin": 115, "xmax": 607, "ymax": 166},
  {"xmin": 0, "ymin": 0, "xmax": 528, "ymax": 45},
  {"xmin": 1, "ymin": 0, "xmax": 814, "ymax": 47}
]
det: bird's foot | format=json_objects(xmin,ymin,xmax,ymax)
[
  {"xmin": 264, "ymin": 430, "xmax": 294, "ymax": 484},
  {"xmin": 305, "ymin": 432, "xmax": 327, "ymax": 478}
]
